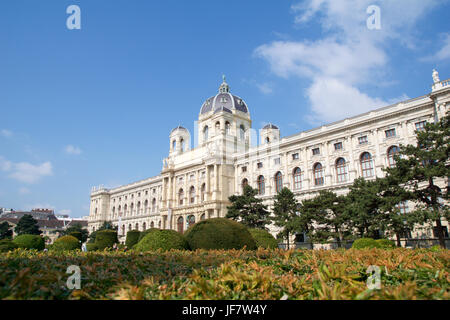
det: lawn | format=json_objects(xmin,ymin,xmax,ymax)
[{"xmin": 0, "ymin": 248, "xmax": 448, "ymax": 300}]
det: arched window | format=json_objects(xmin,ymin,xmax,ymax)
[
  {"xmin": 128, "ymin": 224, "xmax": 132, "ymax": 232},
  {"xmin": 118, "ymin": 205, "xmax": 122, "ymax": 216},
  {"xmin": 313, "ymin": 163, "xmax": 324, "ymax": 186},
  {"xmin": 150, "ymin": 221, "xmax": 154, "ymax": 228},
  {"xmin": 152, "ymin": 198, "xmax": 156, "ymax": 213},
  {"xmin": 225, "ymin": 122, "xmax": 231, "ymax": 135},
  {"xmin": 361, "ymin": 152, "xmax": 374, "ymax": 178},
  {"xmin": 137, "ymin": 201, "xmax": 141, "ymax": 215},
  {"xmin": 336, "ymin": 158, "xmax": 348, "ymax": 183},
  {"xmin": 135, "ymin": 223, "xmax": 139, "ymax": 230},
  {"xmin": 144, "ymin": 200, "xmax": 148, "ymax": 214},
  {"xmin": 112, "ymin": 207, "xmax": 115, "ymax": 218},
  {"xmin": 178, "ymin": 189, "xmax": 184, "ymax": 206},
  {"xmin": 130, "ymin": 203, "xmax": 134, "ymax": 216},
  {"xmin": 189, "ymin": 186, "xmax": 196, "ymax": 204},
  {"xmin": 200, "ymin": 213, "xmax": 206, "ymax": 221},
  {"xmin": 177, "ymin": 216, "xmax": 184, "ymax": 233},
  {"xmin": 257, "ymin": 175, "xmax": 265, "ymax": 195},
  {"xmin": 203, "ymin": 126, "xmax": 209, "ymax": 141},
  {"xmin": 242, "ymin": 178, "xmax": 249, "ymax": 192},
  {"xmin": 143, "ymin": 222, "xmax": 147, "ymax": 231},
  {"xmin": 158, "ymin": 221, "xmax": 161, "ymax": 228},
  {"xmin": 387, "ymin": 146, "xmax": 400, "ymax": 168},
  {"xmin": 266, "ymin": 137, "xmax": 270, "ymax": 144},
  {"xmin": 172, "ymin": 140, "xmax": 176, "ymax": 151},
  {"xmin": 275, "ymin": 172, "xmax": 283, "ymax": 193},
  {"xmin": 124, "ymin": 204, "xmax": 128, "ymax": 216},
  {"xmin": 293, "ymin": 168, "xmax": 302, "ymax": 190},
  {"xmin": 180, "ymin": 139, "xmax": 185, "ymax": 152},
  {"xmin": 215, "ymin": 122, "xmax": 220, "ymax": 133},
  {"xmin": 122, "ymin": 225, "xmax": 125, "ymax": 236},
  {"xmin": 187, "ymin": 215, "xmax": 195, "ymax": 228},
  {"xmin": 240, "ymin": 125, "xmax": 245, "ymax": 140},
  {"xmin": 201, "ymin": 183, "xmax": 206, "ymax": 202}
]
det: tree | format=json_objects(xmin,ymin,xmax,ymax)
[
  {"xmin": 385, "ymin": 112, "xmax": 450, "ymax": 248},
  {"xmin": 345, "ymin": 178, "xmax": 385, "ymax": 239},
  {"xmin": 58, "ymin": 223, "xmax": 88, "ymax": 243},
  {"xmin": 0, "ymin": 222, "xmax": 13, "ymax": 240},
  {"xmin": 14, "ymin": 214, "xmax": 42, "ymax": 236},
  {"xmin": 271, "ymin": 187, "xmax": 301, "ymax": 250},
  {"xmin": 226, "ymin": 185, "xmax": 271, "ymax": 229}
]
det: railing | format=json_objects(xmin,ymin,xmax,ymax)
[{"xmin": 432, "ymin": 78, "xmax": 450, "ymax": 92}]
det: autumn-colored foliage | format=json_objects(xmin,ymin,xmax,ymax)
[{"xmin": 0, "ymin": 248, "xmax": 448, "ymax": 300}]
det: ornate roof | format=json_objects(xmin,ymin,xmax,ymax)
[{"xmin": 262, "ymin": 123, "xmax": 279, "ymax": 130}]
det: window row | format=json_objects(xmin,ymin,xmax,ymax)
[{"xmin": 178, "ymin": 184, "xmax": 207, "ymax": 206}]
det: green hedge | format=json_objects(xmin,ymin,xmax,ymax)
[
  {"xmin": 86, "ymin": 243, "xmax": 99, "ymax": 252},
  {"xmin": 249, "ymin": 229, "xmax": 279, "ymax": 249},
  {"xmin": 125, "ymin": 230, "xmax": 141, "ymax": 248},
  {"xmin": 12, "ymin": 234, "xmax": 45, "ymax": 251},
  {"xmin": 51, "ymin": 236, "xmax": 81, "ymax": 251},
  {"xmin": 375, "ymin": 239, "xmax": 396, "ymax": 249},
  {"xmin": 134, "ymin": 229, "xmax": 188, "ymax": 252},
  {"xmin": 138, "ymin": 228, "xmax": 159, "ymax": 243},
  {"xmin": 184, "ymin": 218, "xmax": 257, "ymax": 250},
  {"xmin": 352, "ymin": 238, "xmax": 380, "ymax": 249},
  {"xmin": 0, "ymin": 239, "xmax": 18, "ymax": 252},
  {"xmin": 95, "ymin": 230, "xmax": 118, "ymax": 250}
]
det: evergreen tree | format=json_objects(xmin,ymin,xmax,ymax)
[
  {"xmin": 272, "ymin": 187, "xmax": 301, "ymax": 249},
  {"xmin": 14, "ymin": 214, "xmax": 42, "ymax": 236},
  {"xmin": 385, "ymin": 112, "xmax": 450, "ymax": 248},
  {"xmin": 226, "ymin": 185, "xmax": 271, "ymax": 229},
  {"xmin": 58, "ymin": 223, "xmax": 89, "ymax": 243},
  {"xmin": 0, "ymin": 221, "xmax": 13, "ymax": 240}
]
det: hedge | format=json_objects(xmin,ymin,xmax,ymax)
[
  {"xmin": 352, "ymin": 238, "xmax": 380, "ymax": 249},
  {"xmin": 375, "ymin": 239, "xmax": 396, "ymax": 249},
  {"xmin": 12, "ymin": 235, "xmax": 45, "ymax": 251},
  {"xmin": 249, "ymin": 228, "xmax": 279, "ymax": 249},
  {"xmin": 184, "ymin": 218, "xmax": 257, "ymax": 250},
  {"xmin": 0, "ymin": 239, "xmax": 18, "ymax": 252},
  {"xmin": 134, "ymin": 229, "xmax": 188, "ymax": 252},
  {"xmin": 138, "ymin": 228, "xmax": 159, "ymax": 243},
  {"xmin": 50, "ymin": 236, "xmax": 81, "ymax": 251},
  {"xmin": 86, "ymin": 243, "xmax": 99, "ymax": 252},
  {"xmin": 125, "ymin": 230, "xmax": 141, "ymax": 248},
  {"xmin": 95, "ymin": 230, "xmax": 118, "ymax": 250}
]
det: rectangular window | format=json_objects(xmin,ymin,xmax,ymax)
[
  {"xmin": 358, "ymin": 136, "xmax": 368, "ymax": 145},
  {"xmin": 385, "ymin": 128, "xmax": 396, "ymax": 138},
  {"xmin": 312, "ymin": 148, "xmax": 320, "ymax": 156},
  {"xmin": 274, "ymin": 158, "xmax": 281, "ymax": 165},
  {"xmin": 242, "ymin": 166, "xmax": 247, "ymax": 173},
  {"xmin": 415, "ymin": 121, "xmax": 427, "ymax": 132},
  {"xmin": 257, "ymin": 162, "xmax": 263, "ymax": 169},
  {"xmin": 334, "ymin": 142, "xmax": 343, "ymax": 151},
  {"xmin": 292, "ymin": 153, "xmax": 299, "ymax": 160}
]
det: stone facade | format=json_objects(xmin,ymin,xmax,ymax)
[{"xmin": 89, "ymin": 72, "xmax": 450, "ymax": 243}]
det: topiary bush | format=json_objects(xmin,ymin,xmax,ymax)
[
  {"xmin": 248, "ymin": 228, "xmax": 279, "ymax": 249},
  {"xmin": 125, "ymin": 230, "xmax": 141, "ymax": 248},
  {"xmin": 352, "ymin": 238, "xmax": 380, "ymax": 249},
  {"xmin": 0, "ymin": 239, "xmax": 18, "ymax": 252},
  {"xmin": 134, "ymin": 229, "xmax": 188, "ymax": 252},
  {"xmin": 50, "ymin": 235, "xmax": 81, "ymax": 251},
  {"xmin": 95, "ymin": 230, "xmax": 118, "ymax": 250},
  {"xmin": 86, "ymin": 243, "xmax": 98, "ymax": 252},
  {"xmin": 138, "ymin": 228, "xmax": 159, "ymax": 243},
  {"xmin": 375, "ymin": 239, "xmax": 396, "ymax": 249},
  {"xmin": 184, "ymin": 218, "xmax": 257, "ymax": 250},
  {"xmin": 12, "ymin": 234, "xmax": 45, "ymax": 250}
]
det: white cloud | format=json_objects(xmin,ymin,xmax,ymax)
[
  {"xmin": 255, "ymin": 0, "xmax": 444, "ymax": 123},
  {"xmin": 0, "ymin": 156, "xmax": 53, "ymax": 184},
  {"xmin": 256, "ymin": 82, "xmax": 274, "ymax": 95},
  {"xmin": 422, "ymin": 33, "xmax": 450, "ymax": 62},
  {"xmin": 1, "ymin": 129, "xmax": 12, "ymax": 138},
  {"xmin": 65, "ymin": 145, "xmax": 82, "ymax": 155},
  {"xmin": 59, "ymin": 209, "xmax": 72, "ymax": 215}
]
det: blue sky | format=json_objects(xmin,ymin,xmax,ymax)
[{"xmin": 0, "ymin": 0, "xmax": 449, "ymax": 218}]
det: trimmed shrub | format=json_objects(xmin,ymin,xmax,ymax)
[
  {"xmin": 249, "ymin": 229, "xmax": 279, "ymax": 249},
  {"xmin": 138, "ymin": 228, "xmax": 159, "ymax": 243},
  {"xmin": 125, "ymin": 230, "xmax": 141, "ymax": 248},
  {"xmin": 95, "ymin": 230, "xmax": 118, "ymax": 250},
  {"xmin": 51, "ymin": 235, "xmax": 81, "ymax": 251},
  {"xmin": 184, "ymin": 218, "xmax": 257, "ymax": 250},
  {"xmin": 375, "ymin": 239, "xmax": 396, "ymax": 249},
  {"xmin": 86, "ymin": 243, "xmax": 99, "ymax": 252},
  {"xmin": 69, "ymin": 232, "xmax": 82, "ymax": 242},
  {"xmin": 134, "ymin": 229, "xmax": 188, "ymax": 252},
  {"xmin": 12, "ymin": 234, "xmax": 45, "ymax": 250},
  {"xmin": 0, "ymin": 239, "xmax": 18, "ymax": 252},
  {"xmin": 352, "ymin": 238, "xmax": 380, "ymax": 249}
]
